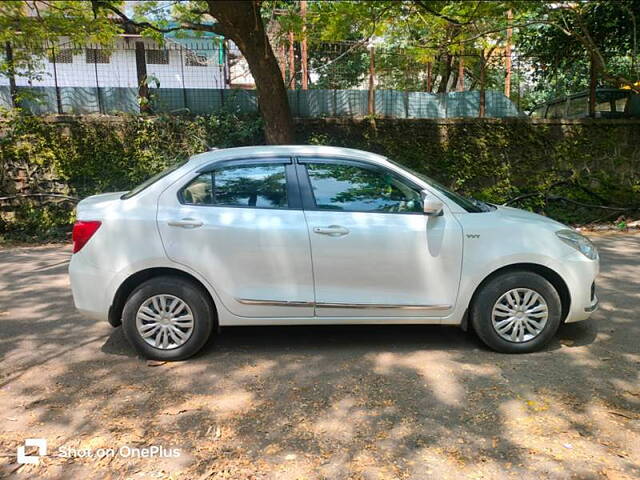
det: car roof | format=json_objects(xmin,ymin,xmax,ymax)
[{"xmin": 188, "ymin": 145, "xmax": 390, "ymax": 167}]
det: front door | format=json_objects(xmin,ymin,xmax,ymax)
[
  {"xmin": 157, "ymin": 158, "xmax": 314, "ymax": 318},
  {"xmin": 297, "ymin": 158, "xmax": 463, "ymax": 318}
]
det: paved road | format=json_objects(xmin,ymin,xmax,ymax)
[{"xmin": 0, "ymin": 234, "xmax": 639, "ymax": 480}]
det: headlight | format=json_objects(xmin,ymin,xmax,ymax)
[{"xmin": 555, "ymin": 229, "xmax": 598, "ymax": 260}]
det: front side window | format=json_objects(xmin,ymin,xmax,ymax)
[
  {"xmin": 305, "ymin": 162, "xmax": 422, "ymax": 213},
  {"xmin": 181, "ymin": 163, "xmax": 288, "ymax": 208}
]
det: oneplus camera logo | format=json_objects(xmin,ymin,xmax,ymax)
[{"xmin": 17, "ymin": 438, "xmax": 47, "ymax": 464}]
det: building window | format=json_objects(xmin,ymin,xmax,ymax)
[
  {"xmin": 185, "ymin": 51, "xmax": 208, "ymax": 67},
  {"xmin": 86, "ymin": 49, "xmax": 110, "ymax": 64},
  {"xmin": 48, "ymin": 49, "xmax": 73, "ymax": 64},
  {"xmin": 146, "ymin": 49, "xmax": 169, "ymax": 65}
]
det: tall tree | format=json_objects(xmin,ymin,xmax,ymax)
[{"xmin": 100, "ymin": 0, "xmax": 294, "ymax": 144}]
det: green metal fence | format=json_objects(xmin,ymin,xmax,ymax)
[{"xmin": 0, "ymin": 86, "xmax": 522, "ymax": 118}]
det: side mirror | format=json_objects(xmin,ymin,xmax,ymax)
[{"xmin": 421, "ymin": 190, "xmax": 444, "ymax": 216}]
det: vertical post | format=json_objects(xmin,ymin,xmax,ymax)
[
  {"xmin": 288, "ymin": 31, "xmax": 296, "ymax": 89},
  {"xmin": 50, "ymin": 47, "xmax": 63, "ymax": 114},
  {"xmin": 279, "ymin": 43, "xmax": 286, "ymax": 82},
  {"xmin": 368, "ymin": 44, "xmax": 375, "ymax": 116},
  {"xmin": 135, "ymin": 41, "xmax": 150, "ymax": 113},
  {"xmin": 5, "ymin": 42, "xmax": 18, "ymax": 108},
  {"xmin": 223, "ymin": 40, "xmax": 231, "ymax": 87},
  {"xmin": 426, "ymin": 61, "xmax": 432, "ymax": 92},
  {"xmin": 179, "ymin": 45, "xmax": 188, "ymax": 109},
  {"xmin": 91, "ymin": 48, "xmax": 104, "ymax": 114},
  {"xmin": 456, "ymin": 56, "xmax": 464, "ymax": 92},
  {"xmin": 479, "ymin": 50, "xmax": 486, "ymax": 118},
  {"xmin": 505, "ymin": 9, "xmax": 513, "ymax": 98},
  {"xmin": 589, "ymin": 52, "xmax": 597, "ymax": 118},
  {"xmin": 517, "ymin": 55, "xmax": 521, "ymax": 110},
  {"xmin": 300, "ymin": 0, "xmax": 308, "ymax": 90}
]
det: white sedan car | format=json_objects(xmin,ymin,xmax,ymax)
[{"xmin": 69, "ymin": 146, "xmax": 599, "ymax": 360}]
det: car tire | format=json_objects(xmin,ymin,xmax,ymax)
[
  {"xmin": 122, "ymin": 276, "xmax": 215, "ymax": 361},
  {"xmin": 470, "ymin": 270, "xmax": 562, "ymax": 353}
]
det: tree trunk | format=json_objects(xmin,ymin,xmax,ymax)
[
  {"xmin": 368, "ymin": 45, "xmax": 376, "ymax": 116},
  {"xmin": 5, "ymin": 42, "xmax": 18, "ymax": 108},
  {"xmin": 456, "ymin": 56, "xmax": 464, "ymax": 92},
  {"xmin": 288, "ymin": 31, "xmax": 295, "ymax": 89},
  {"xmin": 504, "ymin": 9, "xmax": 513, "ymax": 98},
  {"xmin": 279, "ymin": 43, "xmax": 286, "ymax": 83},
  {"xmin": 135, "ymin": 41, "xmax": 151, "ymax": 114},
  {"xmin": 425, "ymin": 62, "xmax": 432, "ymax": 92},
  {"xmin": 437, "ymin": 54, "xmax": 453, "ymax": 93},
  {"xmin": 300, "ymin": 0, "xmax": 308, "ymax": 90},
  {"xmin": 479, "ymin": 51, "xmax": 486, "ymax": 118},
  {"xmin": 208, "ymin": 1, "xmax": 294, "ymax": 144},
  {"xmin": 589, "ymin": 52, "xmax": 597, "ymax": 118}
]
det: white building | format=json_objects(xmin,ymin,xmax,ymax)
[{"xmin": 0, "ymin": 35, "xmax": 228, "ymax": 90}]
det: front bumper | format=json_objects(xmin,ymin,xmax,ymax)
[
  {"xmin": 562, "ymin": 255, "xmax": 599, "ymax": 323},
  {"xmin": 584, "ymin": 281, "xmax": 598, "ymax": 313}
]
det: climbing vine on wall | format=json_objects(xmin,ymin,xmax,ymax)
[{"xmin": 1, "ymin": 111, "xmax": 638, "ymax": 241}]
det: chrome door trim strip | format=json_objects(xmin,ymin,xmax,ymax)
[
  {"xmin": 236, "ymin": 298, "xmax": 451, "ymax": 311},
  {"xmin": 316, "ymin": 302, "xmax": 452, "ymax": 310},
  {"xmin": 236, "ymin": 298, "xmax": 315, "ymax": 307}
]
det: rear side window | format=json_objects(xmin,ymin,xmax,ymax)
[
  {"xmin": 122, "ymin": 160, "xmax": 187, "ymax": 200},
  {"xmin": 180, "ymin": 163, "xmax": 288, "ymax": 208}
]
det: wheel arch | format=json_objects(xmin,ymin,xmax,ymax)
[
  {"xmin": 467, "ymin": 263, "xmax": 571, "ymax": 326},
  {"xmin": 108, "ymin": 267, "xmax": 218, "ymax": 327}
]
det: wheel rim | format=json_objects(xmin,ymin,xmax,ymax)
[
  {"xmin": 491, "ymin": 288, "xmax": 549, "ymax": 343},
  {"xmin": 135, "ymin": 294, "xmax": 194, "ymax": 350}
]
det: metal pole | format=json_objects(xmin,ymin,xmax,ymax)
[
  {"xmin": 179, "ymin": 46, "xmax": 188, "ymax": 110},
  {"xmin": 92, "ymin": 48, "xmax": 103, "ymax": 114},
  {"xmin": 50, "ymin": 46, "xmax": 63, "ymax": 114}
]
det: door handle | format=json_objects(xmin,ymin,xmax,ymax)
[
  {"xmin": 313, "ymin": 225, "xmax": 350, "ymax": 237},
  {"xmin": 167, "ymin": 218, "xmax": 203, "ymax": 228}
]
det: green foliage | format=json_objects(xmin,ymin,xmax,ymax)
[{"xmin": 1, "ymin": 113, "xmax": 639, "ymax": 242}]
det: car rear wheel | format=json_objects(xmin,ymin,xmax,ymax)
[
  {"xmin": 122, "ymin": 276, "xmax": 214, "ymax": 361},
  {"xmin": 471, "ymin": 270, "xmax": 562, "ymax": 353}
]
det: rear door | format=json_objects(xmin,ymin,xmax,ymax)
[
  {"xmin": 157, "ymin": 158, "xmax": 314, "ymax": 318},
  {"xmin": 297, "ymin": 158, "xmax": 463, "ymax": 318}
]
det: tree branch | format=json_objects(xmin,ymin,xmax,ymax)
[
  {"xmin": 93, "ymin": 1, "xmax": 226, "ymax": 36},
  {"xmin": 414, "ymin": 1, "xmax": 473, "ymax": 26}
]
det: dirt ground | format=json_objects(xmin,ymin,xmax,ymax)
[{"xmin": 0, "ymin": 233, "xmax": 638, "ymax": 480}]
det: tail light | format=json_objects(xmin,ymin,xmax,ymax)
[{"xmin": 72, "ymin": 220, "xmax": 102, "ymax": 253}]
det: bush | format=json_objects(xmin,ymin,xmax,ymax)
[{"xmin": 1, "ymin": 112, "xmax": 639, "ymax": 242}]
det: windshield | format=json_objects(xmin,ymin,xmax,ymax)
[
  {"xmin": 385, "ymin": 159, "xmax": 494, "ymax": 213},
  {"xmin": 121, "ymin": 161, "xmax": 187, "ymax": 200}
]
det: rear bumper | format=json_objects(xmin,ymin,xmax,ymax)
[{"xmin": 68, "ymin": 254, "xmax": 111, "ymax": 323}]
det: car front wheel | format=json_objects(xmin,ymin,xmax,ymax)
[
  {"xmin": 122, "ymin": 276, "xmax": 214, "ymax": 361},
  {"xmin": 471, "ymin": 270, "xmax": 562, "ymax": 353}
]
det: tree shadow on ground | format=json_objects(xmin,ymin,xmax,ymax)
[{"xmin": 0, "ymin": 236, "xmax": 638, "ymax": 479}]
